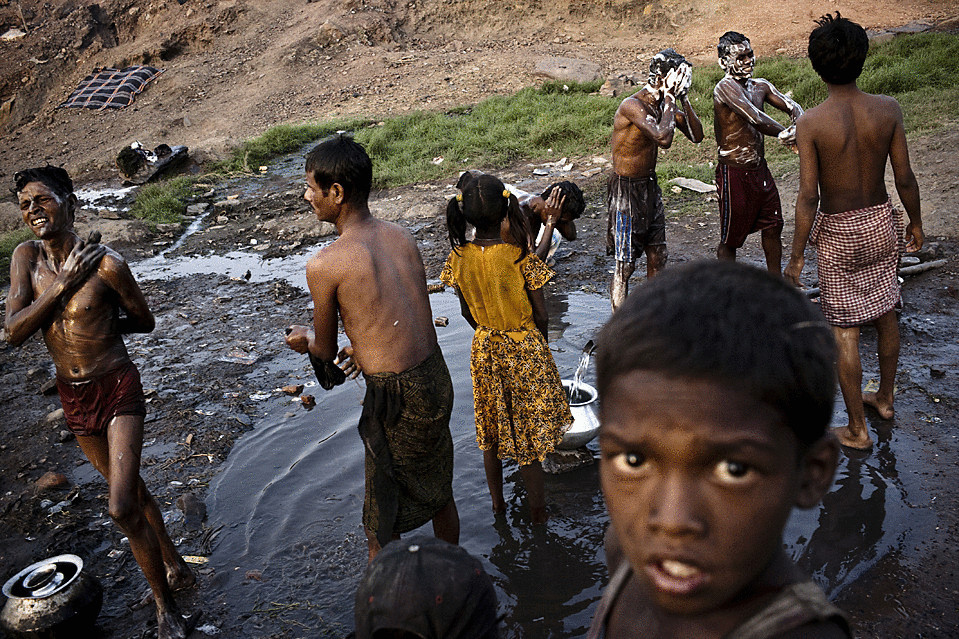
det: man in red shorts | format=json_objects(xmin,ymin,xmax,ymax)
[
  {"xmin": 713, "ymin": 31, "xmax": 804, "ymax": 274},
  {"xmin": 6, "ymin": 166, "xmax": 197, "ymax": 639}
]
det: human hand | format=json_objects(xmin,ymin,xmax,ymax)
[
  {"xmin": 542, "ymin": 189, "xmax": 566, "ymax": 225},
  {"xmin": 335, "ymin": 345, "xmax": 361, "ymax": 379},
  {"xmin": 284, "ymin": 325, "xmax": 312, "ymax": 353},
  {"xmin": 905, "ymin": 221, "xmax": 924, "ymax": 253},
  {"xmin": 784, "ymin": 256, "xmax": 805, "ymax": 288},
  {"xmin": 674, "ymin": 64, "xmax": 693, "ymax": 99},
  {"xmin": 59, "ymin": 238, "xmax": 107, "ymax": 289},
  {"xmin": 778, "ymin": 124, "xmax": 797, "ymax": 147}
]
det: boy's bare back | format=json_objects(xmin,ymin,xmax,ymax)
[
  {"xmin": 798, "ymin": 90, "xmax": 910, "ymax": 214},
  {"xmin": 307, "ymin": 217, "xmax": 437, "ymax": 375}
]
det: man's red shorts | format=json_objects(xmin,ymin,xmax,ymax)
[
  {"xmin": 716, "ymin": 160, "xmax": 784, "ymax": 249},
  {"xmin": 56, "ymin": 361, "xmax": 147, "ymax": 437}
]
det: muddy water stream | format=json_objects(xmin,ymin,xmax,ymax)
[{"xmin": 166, "ymin": 272, "xmax": 933, "ymax": 637}]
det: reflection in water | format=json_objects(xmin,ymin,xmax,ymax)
[
  {"xmin": 205, "ymin": 291, "xmax": 611, "ymax": 636},
  {"xmin": 202, "ymin": 284, "xmax": 933, "ymax": 636},
  {"xmin": 791, "ymin": 413, "xmax": 932, "ymax": 597}
]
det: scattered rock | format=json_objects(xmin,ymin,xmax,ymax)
[
  {"xmin": 187, "ymin": 203, "xmax": 209, "ymax": 215},
  {"xmin": 44, "ymin": 408, "xmax": 65, "ymax": 424},
  {"xmin": 35, "ymin": 471, "xmax": 69, "ymax": 492},
  {"xmin": 600, "ymin": 73, "xmax": 641, "ymax": 98},
  {"xmin": 39, "ymin": 378, "xmax": 58, "ymax": 396},
  {"xmin": 301, "ymin": 395, "xmax": 316, "ymax": 408},
  {"xmin": 58, "ymin": 429, "xmax": 74, "ymax": 443},
  {"xmin": 176, "ymin": 492, "xmax": 207, "ymax": 528},
  {"xmin": 533, "ymin": 57, "xmax": 602, "ymax": 84},
  {"xmin": 281, "ymin": 384, "xmax": 304, "ymax": 396}
]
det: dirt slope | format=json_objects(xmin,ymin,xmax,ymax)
[{"xmin": 0, "ymin": 0, "xmax": 953, "ymax": 182}]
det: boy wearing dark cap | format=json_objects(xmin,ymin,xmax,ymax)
[
  {"xmin": 588, "ymin": 261, "xmax": 850, "ymax": 638},
  {"xmin": 353, "ymin": 537, "xmax": 499, "ymax": 639}
]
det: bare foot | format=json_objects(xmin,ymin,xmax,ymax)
[
  {"xmin": 167, "ymin": 563, "xmax": 197, "ymax": 592},
  {"xmin": 832, "ymin": 425, "xmax": 873, "ymax": 450},
  {"xmin": 862, "ymin": 392, "xmax": 894, "ymax": 420},
  {"xmin": 157, "ymin": 609, "xmax": 200, "ymax": 639}
]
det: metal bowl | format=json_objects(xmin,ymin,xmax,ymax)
[
  {"xmin": 1, "ymin": 554, "xmax": 102, "ymax": 638},
  {"xmin": 557, "ymin": 380, "xmax": 601, "ymax": 450}
]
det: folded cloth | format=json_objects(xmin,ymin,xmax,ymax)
[
  {"xmin": 810, "ymin": 198, "xmax": 903, "ymax": 327},
  {"xmin": 60, "ymin": 66, "xmax": 164, "ymax": 110}
]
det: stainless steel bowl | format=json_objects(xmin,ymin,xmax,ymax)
[
  {"xmin": 1, "ymin": 554, "xmax": 102, "ymax": 638},
  {"xmin": 557, "ymin": 380, "xmax": 601, "ymax": 450}
]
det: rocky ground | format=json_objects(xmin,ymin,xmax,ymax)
[{"xmin": 1, "ymin": 0, "xmax": 958, "ymax": 637}]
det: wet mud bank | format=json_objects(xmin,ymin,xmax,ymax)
[{"xmin": 0, "ymin": 164, "xmax": 957, "ymax": 637}]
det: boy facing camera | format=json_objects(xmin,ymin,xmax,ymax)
[{"xmin": 588, "ymin": 261, "xmax": 851, "ymax": 638}]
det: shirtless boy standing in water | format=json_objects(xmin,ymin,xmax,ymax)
[
  {"xmin": 713, "ymin": 31, "xmax": 803, "ymax": 273},
  {"xmin": 608, "ymin": 48, "xmax": 704, "ymax": 311},
  {"xmin": 285, "ymin": 134, "xmax": 459, "ymax": 561},
  {"xmin": 6, "ymin": 167, "xmax": 196, "ymax": 639},
  {"xmin": 785, "ymin": 13, "xmax": 922, "ymax": 450}
]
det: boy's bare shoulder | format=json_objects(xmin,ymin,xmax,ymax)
[{"xmin": 12, "ymin": 239, "xmax": 41, "ymax": 258}]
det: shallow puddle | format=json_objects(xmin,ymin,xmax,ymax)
[{"xmin": 201, "ymin": 288, "xmax": 936, "ymax": 637}]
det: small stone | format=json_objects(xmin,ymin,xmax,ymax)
[
  {"xmin": 930, "ymin": 367, "xmax": 946, "ymax": 379},
  {"xmin": 45, "ymin": 408, "xmax": 65, "ymax": 424},
  {"xmin": 176, "ymin": 492, "xmax": 207, "ymax": 528},
  {"xmin": 40, "ymin": 379, "xmax": 58, "ymax": 395},
  {"xmin": 281, "ymin": 384, "xmax": 304, "ymax": 396},
  {"xmin": 186, "ymin": 203, "xmax": 208, "ymax": 215},
  {"xmin": 58, "ymin": 430, "xmax": 74, "ymax": 443},
  {"xmin": 301, "ymin": 395, "xmax": 316, "ymax": 408}
]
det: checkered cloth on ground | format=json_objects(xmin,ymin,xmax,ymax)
[
  {"xmin": 60, "ymin": 66, "xmax": 164, "ymax": 110},
  {"xmin": 810, "ymin": 198, "xmax": 904, "ymax": 327}
]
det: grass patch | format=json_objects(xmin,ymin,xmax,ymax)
[
  {"xmin": 126, "ymin": 31, "xmax": 955, "ymax": 221},
  {"xmin": 0, "ymin": 227, "xmax": 35, "ymax": 285},
  {"xmin": 129, "ymin": 176, "xmax": 197, "ymax": 225}
]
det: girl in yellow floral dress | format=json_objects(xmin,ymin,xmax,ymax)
[{"xmin": 440, "ymin": 172, "xmax": 572, "ymax": 524}]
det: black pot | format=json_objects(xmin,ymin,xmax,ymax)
[{"xmin": 1, "ymin": 555, "xmax": 102, "ymax": 639}]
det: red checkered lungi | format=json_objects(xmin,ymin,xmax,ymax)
[{"xmin": 810, "ymin": 198, "xmax": 903, "ymax": 327}]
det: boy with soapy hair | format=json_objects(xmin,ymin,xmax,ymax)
[{"xmin": 588, "ymin": 261, "xmax": 851, "ymax": 638}]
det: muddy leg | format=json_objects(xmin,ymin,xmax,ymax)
[
  {"xmin": 645, "ymin": 244, "xmax": 667, "ymax": 279},
  {"xmin": 832, "ymin": 325, "xmax": 873, "ymax": 449},
  {"xmin": 77, "ymin": 416, "xmax": 193, "ymax": 639},
  {"xmin": 610, "ymin": 259, "xmax": 635, "ymax": 313},
  {"xmin": 863, "ymin": 309, "xmax": 898, "ymax": 419},
  {"xmin": 519, "ymin": 461, "xmax": 548, "ymax": 524},
  {"xmin": 482, "ymin": 445, "xmax": 506, "ymax": 513},
  {"xmin": 761, "ymin": 226, "xmax": 783, "ymax": 276},
  {"xmin": 133, "ymin": 480, "xmax": 195, "ymax": 591},
  {"xmin": 431, "ymin": 498, "xmax": 460, "ymax": 545}
]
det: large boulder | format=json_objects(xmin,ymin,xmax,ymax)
[{"xmin": 533, "ymin": 57, "xmax": 603, "ymax": 84}]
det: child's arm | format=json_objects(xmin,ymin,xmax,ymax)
[
  {"xmin": 527, "ymin": 287, "xmax": 548, "ymax": 339},
  {"xmin": 455, "ymin": 290, "xmax": 478, "ymax": 330},
  {"xmin": 785, "ymin": 114, "xmax": 820, "ymax": 287},
  {"xmin": 887, "ymin": 99, "xmax": 922, "ymax": 252}
]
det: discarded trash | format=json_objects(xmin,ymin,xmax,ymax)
[
  {"xmin": 667, "ymin": 177, "xmax": 717, "ymax": 193},
  {"xmin": 250, "ymin": 392, "xmax": 272, "ymax": 401},
  {"xmin": 61, "ymin": 66, "xmax": 164, "ymax": 111},
  {"xmin": 115, "ymin": 141, "xmax": 189, "ymax": 184},
  {"xmin": 434, "ymin": 316, "xmax": 449, "ymax": 327},
  {"xmin": 182, "ymin": 556, "xmax": 210, "ymax": 565},
  {"xmin": 431, "ymin": 156, "xmax": 444, "ymax": 164},
  {"xmin": 1, "ymin": 29, "xmax": 26, "ymax": 41},
  {"xmin": 426, "ymin": 282, "xmax": 446, "ymax": 294}
]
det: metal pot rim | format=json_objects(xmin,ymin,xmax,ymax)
[{"xmin": 2, "ymin": 554, "xmax": 84, "ymax": 600}]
